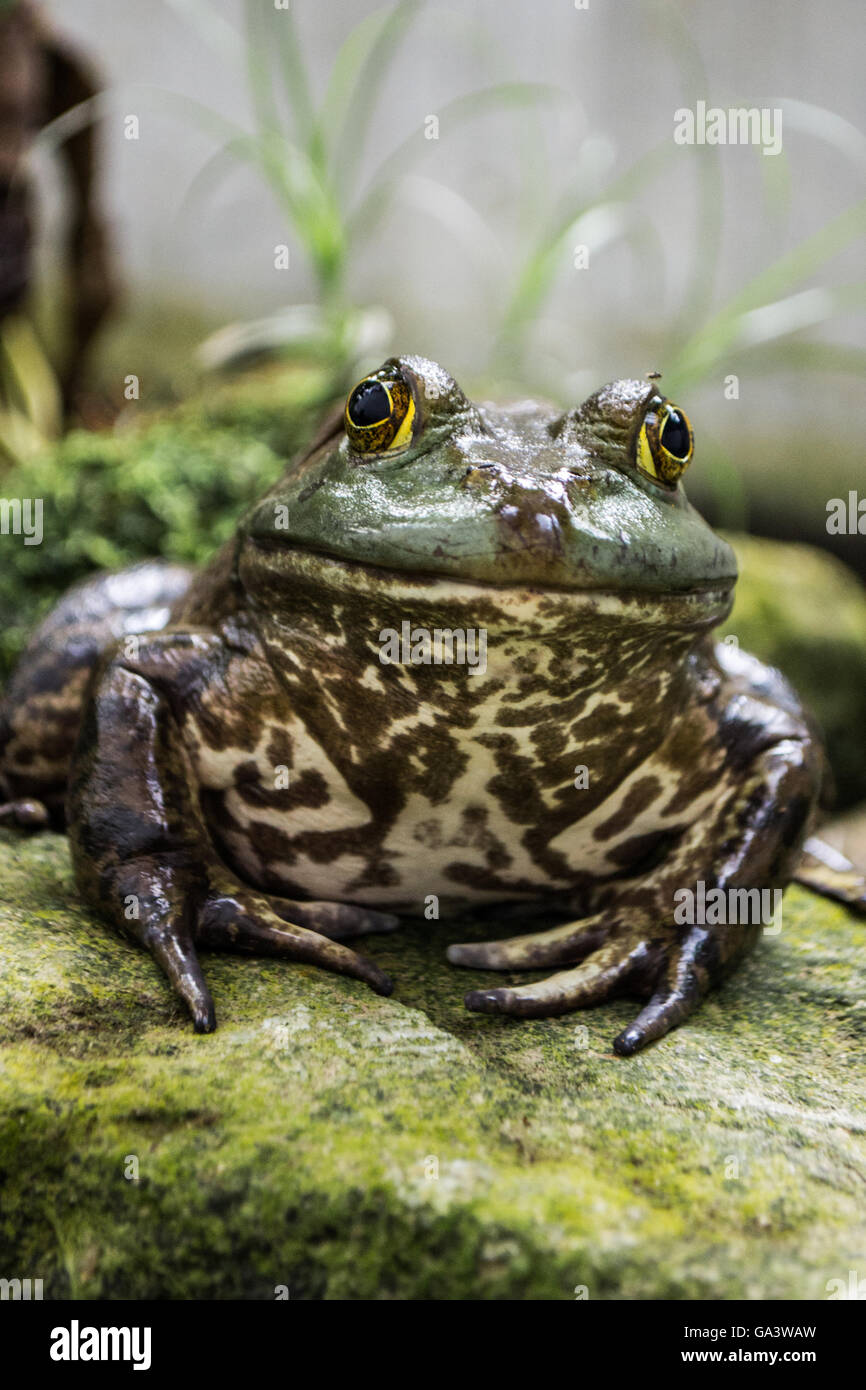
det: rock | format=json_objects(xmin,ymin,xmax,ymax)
[
  {"xmin": 1, "ymin": 827, "xmax": 865, "ymax": 1299},
  {"xmin": 725, "ymin": 533, "xmax": 866, "ymax": 808}
]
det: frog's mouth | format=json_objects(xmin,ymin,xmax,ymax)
[
  {"xmin": 245, "ymin": 458, "xmax": 739, "ymax": 606},
  {"xmin": 241, "ymin": 533, "xmax": 736, "ymax": 636}
]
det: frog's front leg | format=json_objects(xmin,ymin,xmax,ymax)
[
  {"xmin": 452, "ymin": 669, "xmax": 822, "ymax": 1054},
  {"xmin": 68, "ymin": 636, "xmax": 393, "ymax": 1031}
]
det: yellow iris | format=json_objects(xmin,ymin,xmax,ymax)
[
  {"xmin": 636, "ymin": 401, "xmax": 694, "ymax": 484},
  {"xmin": 345, "ymin": 374, "xmax": 416, "ymax": 455}
]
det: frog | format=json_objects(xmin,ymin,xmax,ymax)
[{"xmin": 1, "ymin": 354, "xmax": 863, "ymax": 1054}]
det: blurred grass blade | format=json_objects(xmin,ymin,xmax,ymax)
[
  {"xmin": 174, "ymin": 138, "xmax": 254, "ymax": 229},
  {"xmin": 132, "ymin": 83, "xmax": 247, "ymax": 145},
  {"xmin": 756, "ymin": 139, "xmax": 792, "ymax": 221},
  {"xmin": 147, "ymin": 87, "xmax": 342, "ymax": 276},
  {"xmin": 755, "ymin": 98, "xmax": 866, "ymax": 224},
  {"xmin": 243, "ymin": 0, "xmax": 283, "ymax": 139},
  {"xmin": 667, "ymin": 196, "xmax": 866, "ymax": 385},
  {"xmin": 33, "ymin": 92, "xmax": 106, "ymax": 158},
  {"xmin": 161, "ymin": 0, "xmax": 241, "ymax": 62},
  {"xmin": 0, "ymin": 317, "xmax": 62, "ymax": 442},
  {"xmin": 776, "ymin": 98, "xmax": 866, "ymax": 171},
  {"xmin": 0, "ymin": 408, "xmax": 47, "ymax": 465},
  {"xmin": 253, "ymin": 132, "xmax": 346, "ymax": 294},
  {"xmin": 176, "ymin": 121, "xmax": 345, "ymax": 297},
  {"xmin": 349, "ymin": 82, "xmax": 565, "ymax": 241},
  {"xmin": 148, "ymin": 78, "xmax": 346, "ymax": 290},
  {"xmin": 396, "ymin": 174, "xmax": 506, "ymax": 271},
  {"xmin": 736, "ymin": 283, "xmax": 866, "ymax": 347},
  {"xmin": 318, "ymin": 8, "xmax": 390, "ymax": 154},
  {"xmin": 499, "ymin": 140, "xmax": 674, "ymax": 349},
  {"xmin": 648, "ymin": 5, "xmax": 723, "ymax": 347},
  {"xmin": 730, "ymin": 342, "xmax": 866, "ymax": 375},
  {"xmin": 0, "ymin": 317, "xmax": 62, "ymax": 463},
  {"xmin": 272, "ymin": 4, "xmax": 316, "ymax": 149},
  {"xmin": 321, "ymin": 0, "xmax": 424, "ymax": 194}
]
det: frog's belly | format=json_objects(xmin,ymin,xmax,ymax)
[{"xmin": 195, "ymin": 731, "xmax": 718, "ymax": 915}]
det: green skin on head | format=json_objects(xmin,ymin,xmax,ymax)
[
  {"xmin": 246, "ymin": 355, "xmax": 736, "ymax": 598},
  {"xmin": 0, "ymin": 355, "xmax": 842, "ymax": 1055}
]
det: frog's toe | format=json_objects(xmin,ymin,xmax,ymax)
[
  {"xmin": 448, "ymin": 912, "xmax": 606, "ymax": 970},
  {"xmin": 0, "ymin": 797, "xmax": 50, "ymax": 829},
  {"xmin": 464, "ymin": 941, "xmax": 648, "ymax": 1020},
  {"xmin": 613, "ymin": 970, "xmax": 703, "ymax": 1056},
  {"xmin": 266, "ymin": 897, "xmax": 401, "ymax": 942},
  {"xmin": 198, "ymin": 891, "xmax": 393, "ymax": 997},
  {"xmin": 145, "ymin": 923, "xmax": 216, "ymax": 1033}
]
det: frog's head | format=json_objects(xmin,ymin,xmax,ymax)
[{"xmin": 243, "ymin": 355, "xmax": 736, "ymax": 622}]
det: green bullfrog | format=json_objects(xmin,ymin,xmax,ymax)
[{"xmin": 1, "ymin": 355, "xmax": 862, "ymax": 1053}]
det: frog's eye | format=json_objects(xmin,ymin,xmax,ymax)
[
  {"xmin": 636, "ymin": 400, "xmax": 694, "ymax": 485},
  {"xmin": 345, "ymin": 371, "xmax": 415, "ymax": 455}
]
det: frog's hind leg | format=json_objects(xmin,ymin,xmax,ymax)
[
  {"xmin": 794, "ymin": 836, "xmax": 866, "ymax": 914},
  {"xmin": 0, "ymin": 559, "xmax": 192, "ymax": 827},
  {"xmin": 69, "ymin": 642, "xmax": 393, "ymax": 1030},
  {"xmin": 456, "ymin": 727, "xmax": 822, "ymax": 1054}
]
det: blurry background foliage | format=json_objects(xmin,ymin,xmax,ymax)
[{"xmin": 1, "ymin": 0, "xmax": 865, "ymax": 676}]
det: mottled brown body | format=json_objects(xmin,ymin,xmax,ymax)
[
  {"xmin": 2, "ymin": 356, "xmax": 859, "ymax": 1052},
  {"xmin": 200, "ymin": 547, "xmax": 734, "ymax": 910}
]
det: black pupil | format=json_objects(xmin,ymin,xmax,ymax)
[
  {"xmin": 348, "ymin": 381, "xmax": 391, "ymax": 427},
  {"xmin": 661, "ymin": 410, "xmax": 690, "ymax": 459}
]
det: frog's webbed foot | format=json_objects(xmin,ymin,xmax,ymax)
[
  {"xmin": 610, "ymin": 930, "xmax": 707, "ymax": 1055},
  {"xmin": 455, "ymin": 909, "xmax": 715, "ymax": 1054},
  {"xmin": 448, "ymin": 910, "xmax": 609, "ymax": 972},
  {"xmin": 112, "ymin": 863, "xmax": 394, "ymax": 1035},
  {"xmin": 794, "ymin": 836, "xmax": 866, "ymax": 915},
  {"xmin": 463, "ymin": 940, "xmax": 653, "ymax": 1021},
  {"xmin": 143, "ymin": 914, "xmax": 216, "ymax": 1034},
  {"xmin": 452, "ymin": 908, "xmax": 660, "ymax": 1031}
]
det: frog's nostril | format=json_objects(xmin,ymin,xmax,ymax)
[
  {"xmin": 497, "ymin": 503, "xmax": 564, "ymax": 558},
  {"xmin": 460, "ymin": 463, "xmax": 501, "ymax": 487}
]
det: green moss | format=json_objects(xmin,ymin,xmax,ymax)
[
  {"xmin": 1, "ymin": 828, "xmax": 865, "ymax": 1299},
  {"xmin": 0, "ymin": 364, "xmax": 331, "ymax": 679}
]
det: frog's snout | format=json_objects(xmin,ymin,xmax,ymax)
[
  {"xmin": 459, "ymin": 461, "xmax": 571, "ymax": 562},
  {"xmin": 459, "ymin": 461, "xmax": 504, "ymax": 487},
  {"xmin": 496, "ymin": 500, "xmax": 566, "ymax": 562}
]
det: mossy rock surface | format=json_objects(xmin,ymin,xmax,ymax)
[
  {"xmin": 0, "ymin": 364, "xmax": 329, "ymax": 679},
  {"xmin": 1, "ymin": 828, "xmax": 864, "ymax": 1300}
]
